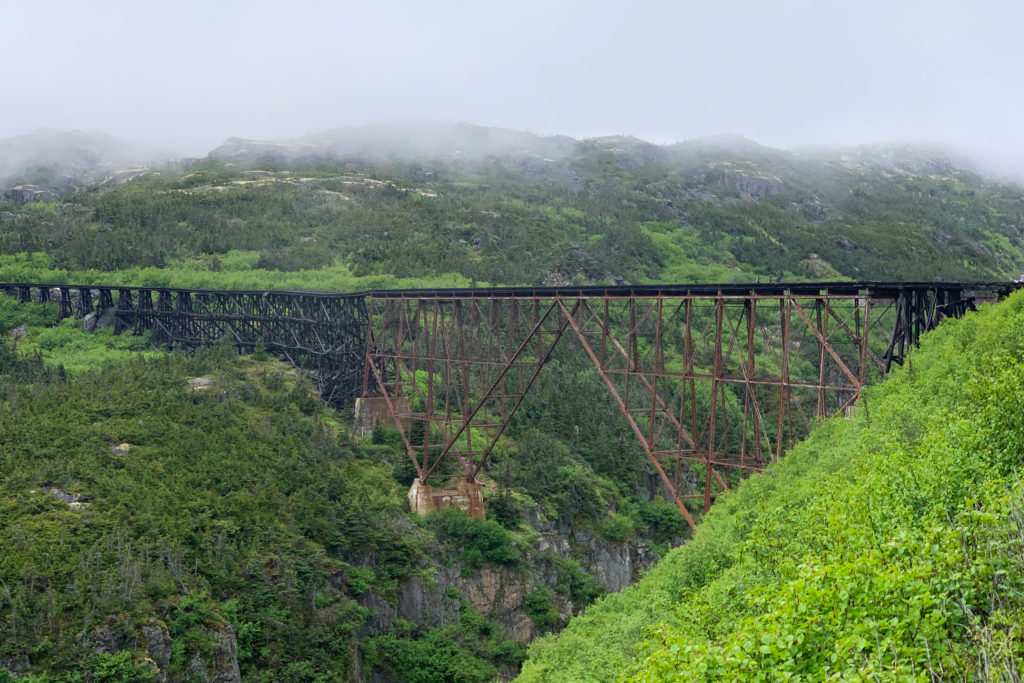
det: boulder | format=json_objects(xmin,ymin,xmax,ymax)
[
  {"xmin": 2, "ymin": 185, "xmax": 59, "ymax": 203},
  {"xmin": 187, "ymin": 377, "xmax": 215, "ymax": 391},
  {"xmin": 45, "ymin": 487, "xmax": 90, "ymax": 505},
  {"xmin": 96, "ymin": 305, "xmax": 118, "ymax": 329}
]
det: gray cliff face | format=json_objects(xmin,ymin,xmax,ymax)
[
  {"xmin": 143, "ymin": 619, "xmax": 173, "ymax": 671},
  {"xmin": 79, "ymin": 617, "xmax": 240, "ymax": 683},
  {"xmin": 175, "ymin": 622, "xmax": 242, "ymax": 683},
  {"xmin": 356, "ymin": 518, "xmax": 659, "ymax": 656},
  {"xmin": 578, "ymin": 531, "xmax": 655, "ymax": 593},
  {"xmin": 718, "ymin": 171, "xmax": 783, "ymax": 201}
]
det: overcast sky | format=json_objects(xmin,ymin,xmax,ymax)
[{"xmin": 4, "ymin": 0, "xmax": 1023, "ymax": 171}]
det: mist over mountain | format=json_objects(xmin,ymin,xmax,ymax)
[
  {"xmin": 0, "ymin": 128, "xmax": 175, "ymax": 187},
  {"xmin": 205, "ymin": 123, "xmax": 1007, "ymax": 183},
  {"xmin": 3, "ymin": 120, "xmax": 1023, "ymax": 285},
  {"xmin": 0, "ymin": 122, "xmax": 1015, "ymax": 190},
  {"xmin": 211, "ymin": 122, "xmax": 576, "ymax": 164}
]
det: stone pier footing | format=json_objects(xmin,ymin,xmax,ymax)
[
  {"xmin": 407, "ymin": 478, "xmax": 485, "ymax": 519},
  {"xmin": 353, "ymin": 396, "xmax": 409, "ymax": 436}
]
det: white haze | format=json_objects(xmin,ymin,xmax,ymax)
[{"xmin": 2, "ymin": 0, "xmax": 1023, "ymax": 176}]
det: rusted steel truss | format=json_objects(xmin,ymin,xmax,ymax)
[
  {"xmin": 363, "ymin": 296, "xmax": 574, "ymax": 485},
  {"xmin": 364, "ymin": 282, "xmax": 1016, "ymax": 530},
  {"xmin": 4, "ymin": 279, "xmax": 1020, "ymax": 529}
]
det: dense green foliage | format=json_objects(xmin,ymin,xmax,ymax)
[
  {"xmin": 425, "ymin": 509, "xmax": 524, "ymax": 573},
  {"xmin": 520, "ymin": 290, "xmax": 1024, "ymax": 681},
  {"xmin": 0, "ymin": 346, "xmax": 421, "ymax": 679},
  {"xmin": 0, "ymin": 296, "xmax": 664, "ymax": 680},
  {"xmin": 2, "ymin": 133, "xmax": 1024, "ymax": 679},
  {"xmin": 3, "ymin": 138, "xmax": 1024, "ymax": 289},
  {"xmin": 361, "ymin": 607, "xmax": 526, "ymax": 683}
]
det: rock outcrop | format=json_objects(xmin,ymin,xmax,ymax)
[
  {"xmin": 3, "ymin": 184, "xmax": 59, "ymax": 203},
  {"xmin": 357, "ymin": 523, "xmax": 658, "ymax": 652},
  {"xmin": 718, "ymin": 171, "xmax": 782, "ymax": 201},
  {"xmin": 143, "ymin": 619, "xmax": 173, "ymax": 670}
]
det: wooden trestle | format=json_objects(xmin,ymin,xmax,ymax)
[{"xmin": 3, "ymin": 280, "xmax": 1019, "ymax": 529}]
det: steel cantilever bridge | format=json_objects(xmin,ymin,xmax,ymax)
[{"xmin": 4, "ymin": 280, "xmax": 1020, "ymax": 530}]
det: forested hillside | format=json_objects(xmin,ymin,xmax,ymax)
[
  {"xmin": 3, "ymin": 124, "xmax": 1024, "ymax": 289},
  {"xmin": 1, "ymin": 125, "xmax": 1023, "ymax": 681},
  {"xmin": 521, "ymin": 289, "xmax": 1024, "ymax": 681},
  {"xmin": 0, "ymin": 290, "xmax": 682, "ymax": 681}
]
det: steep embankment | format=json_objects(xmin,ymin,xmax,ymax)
[{"xmin": 520, "ymin": 290, "xmax": 1024, "ymax": 681}]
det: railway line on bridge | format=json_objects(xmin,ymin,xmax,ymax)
[{"xmin": 4, "ymin": 279, "xmax": 1020, "ymax": 529}]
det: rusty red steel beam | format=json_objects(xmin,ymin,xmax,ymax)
[
  {"xmin": 422, "ymin": 299, "xmax": 569, "ymax": 480},
  {"xmin": 575, "ymin": 298, "xmax": 732, "ymax": 495},
  {"xmin": 577, "ymin": 299, "xmax": 698, "ymax": 450},
  {"xmin": 826, "ymin": 300, "xmax": 885, "ymax": 373},
  {"xmin": 366, "ymin": 344, "xmax": 423, "ymax": 477},
  {"xmin": 468, "ymin": 302, "xmax": 577, "ymax": 479},
  {"xmin": 556, "ymin": 298, "xmax": 699, "ymax": 532},
  {"xmin": 788, "ymin": 297, "xmax": 862, "ymax": 392}
]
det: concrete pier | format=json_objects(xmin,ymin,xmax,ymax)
[
  {"xmin": 407, "ymin": 478, "xmax": 485, "ymax": 518},
  {"xmin": 353, "ymin": 396, "xmax": 410, "ymax": 436}
]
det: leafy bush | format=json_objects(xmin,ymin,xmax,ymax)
[
  {"xmin": 523, "ymin": 587, "xmax": 559, "ymax": 633},
  {"xmin": 638, "ymin": 499, "xmax": 689, "ymax": 546},
  {"xmin": 361, "ymin": 606, "xmax": 524, "ymax": 683},
  {"xmin": 426, "ymin": 508, "xmax": 522, "ymax": 571},
  {"xmin": 0, "ymin": 294, "xmax": 56, "ymax": 333},
  {"xmin": 597, "ymin": 512, "xmax": 635, "ymax": 542},
  {"xmin": 485, "ymin": 492, "xmax": 520, "ymax": 530},
  {"xmin": 91, "ymin": 651, "xmax": 157, "ymax": 682}
]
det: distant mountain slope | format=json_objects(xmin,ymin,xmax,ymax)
[
  {"xmin": 2, "ymin": 123, "xmax": 1023, "ymax": 284},
  {"xmin": 209, "ymin": 121, "xmax": 576, "ymax": 164},
  {"xmin": 0, "ymin": 129, "xmax": 164, "ymax": 187}
]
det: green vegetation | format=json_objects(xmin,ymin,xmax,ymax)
[
  {"xmin": 2, "ymin": 135, "xmax": 1024, "ymax": 679},
  {"xmin": 4, "ymin": 140, "xmax": 1024, "ymax": 290},
  {"xmin": 361, "ymin": 606, "xmax": 527, "ymax": 683},
  {"xmin": 0, "ymin": 296, "xmax": 654, "ymax": 680},
  {"xmin": 520, "ymin": 290, "xmax": 1024, "ymax": 681},
  {"xmin": 425, "ymin": 509, "xmax": 524, "ymax": 573},
  {"xmin": 0, "ymin": 345, "xmax": 415, "ymax": 679}
]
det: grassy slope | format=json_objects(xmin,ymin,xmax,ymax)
[{"xmin": 520, "ymin": 290, "xmax": 1024, "ymax": 681}]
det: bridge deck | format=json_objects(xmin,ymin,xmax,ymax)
[{"xmin": 2, "ymin": 280, "xmax": 1018, "ymax": 299}]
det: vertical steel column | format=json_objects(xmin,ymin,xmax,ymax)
[{"xmin": 777, "ymin": 294, "xmax": 790, "ymax": 461}]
